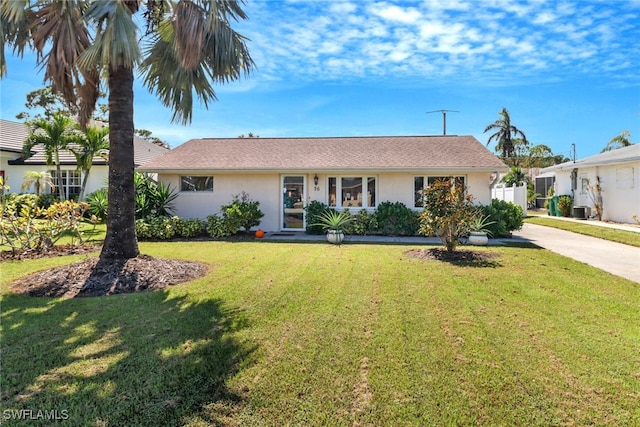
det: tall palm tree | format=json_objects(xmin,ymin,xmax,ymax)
[
  {"xmin": 484, "ymin": 107, "xmax": 528, "ymax": 158},
  {"xmin": 22, "ymin": 113, "xmax": 82, "ymax": 201},
  {"xmin": 601, "ymin": 130, "xmax": 634, "ymax": 152},
  {"xmin": 2, "ymin": 0, "xmax": 254, "ymax": 261},
  {"xmin": 21, "ymin": 171, "xmax": 55, "ymax": 196},
  {"xmin": 69, "ymin": 124, "xmax": 110, "ymax": 201}
]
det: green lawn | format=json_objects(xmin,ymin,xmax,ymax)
[
  {"xmin": 1, "ymin": 241, "xmax": 639, "ymax": 426},
  {"xmin": 525, "ymin": 216, "xmax": 640, "ymax": 248}
]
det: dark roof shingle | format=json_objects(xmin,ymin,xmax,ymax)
[{"xmin": 140, "ymin": 135, "xmax": 506, "ymax": 172}]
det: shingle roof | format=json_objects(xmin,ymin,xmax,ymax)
[
  {"xmin": 541, "ymin": 144, "xmax": 640, "ymax": 173},
  {"xmin": 140, "ymin": 135, "xmax": 506, "ymax": 172},
  {"xmin": 1, "ymin": 119, "xmax": 169, "ymax": 166},
  {"xmin": 0, "ymin": 119, "xmax": 29, "ymax": 153}
]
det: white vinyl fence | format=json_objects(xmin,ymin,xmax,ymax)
[{"xmin": 491, "ymin": 184, "xmax": 528, "ymax": 216}]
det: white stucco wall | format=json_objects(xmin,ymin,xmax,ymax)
[
  {"xmin": 0, "ymin": 161, "xmax": 108, "ymax": 199},
  {"xmin": 553, "ymin": 161, "xmax": 640, "ymax": 223},
  {"xmin": 158, "ymin": 170, "xmax": 498, "ymax": 232}
]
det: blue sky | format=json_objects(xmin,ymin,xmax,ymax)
[{"xmin": 1, "ymin": 0, "xmax": 639, "ymax": 159}]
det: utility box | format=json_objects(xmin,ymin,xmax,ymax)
[{"xmin": 572, "ymin": 206, "xmax": 591, "ymax": 220}]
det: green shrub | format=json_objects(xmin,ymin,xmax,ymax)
[
  {"xmin": 172, "ymin": 217, "xmax": 205, "ymax": 238},
  {"xmin": 86, "ymin": 188, "xmax": 108, "ymax": 220},
  {"xmin": 37, "ymin": 193, "xmax": 59, "ymax": 209},
  {"xmin": 305, "ymin": 200, "xmax": 329, "ymax": 235},
  {"xmin": 557, "ymin": 195, "xmax": 573, "ymax": 217},
  {"xmin": 348, "ymin": 209, "xmax": 378, "ymax": 235},
  {"xmin": 221, "ymin": 191, "xmax": 264, "ymax": 232},
  {"xmin": 479, "ymin": 199, "xmax": 524, "ymax": 237},
  {"xmin": 374, "ymin": 201, "xmax": 419, "ymax": 236},
  {"xmin": 4, "ymin": 193, "xmax": 40, "ymax": 216},
  {"xmin": 135, "ymin": 216, "xmax": 176, "ymax": 240},
  {"xmin": 134, "ymin": 172, "xmax": 178, "ymax": 219},
  {"xmin": 0, "ymin": 200, "xmax": 89, "ymax": 254},
  {"xmin": 205, "ymin": 214, "xmax": 236, "ymax": 238}
]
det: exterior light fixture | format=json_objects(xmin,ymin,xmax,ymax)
[{"xmin": 314, "ymin": 174, "xmax": 319, "ymax": 186}]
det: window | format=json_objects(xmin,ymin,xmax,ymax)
[
  {"xmin": 181, "ymin": 176, "xmax": 213, "ymax": 192},
  {"xmin": 328, "ymin": 176, "xmax": 376, "ymax": 208},
  {"xmin": 414, "ymin": 176, "xmax": 465, "ymax": 207},
  {"xmin": 51, "ymin": 170, "xmax": 81, "ymax": 200}
]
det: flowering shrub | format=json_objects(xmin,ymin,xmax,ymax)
[{"xmin": 0, "ymin": 200, "xmax": 89, "ymax": 254}]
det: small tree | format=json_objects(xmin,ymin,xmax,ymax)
[
  {"xmin": 586, "ymin": 176, "xmax": 603, "ymax": 220},
  {"xmin": 418, "ymin": 178, "xmax": 477, "ymax": 251},
  {"xmin": 21, "ymin": 171, "xmax": 56, "ymax": 196}
]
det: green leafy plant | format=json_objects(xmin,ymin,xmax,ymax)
[
  {"xmin": 557, "ymin": 195, "xmax": 573, "ymax": 217},
  {"xmin": 86, "ymin": 188, "xmax": 108, "ymax": 220},
  {"xmin": 374, "ymin": 201, "xmax": 419, "ymax": 236},
  {"xmin": 134, "ymin": 172, "xmax": 178, "ymax": 219},
  {"xmin": 135, "ymin": 216, "xmax": 176, "ymax": 240},
  {"xmin": 311, "ymin": 209, "xmax": 352, "ymax": 233},
  {"xmin": 220, "ymin": 191, "xmax": 264, "ymax": 232},
  {"xmin": 348, "ymin": 209, "xmax": 378, "ymax": 236},
  {"xmin": 205, "ymin": 214, "xmax": 237, "ymax": 238},
  {"xmin": 0, "ymin": 200, "xmax": 89, "ymax": 254},
  {"xmin": 469, "ymin": 214, "xmax": 496, "ymax": 236},
  {"xmin": 479, "ymin": 199, "xmax": 524, "ymax": 237},
  {"xmin": 305, "ymin": 200, "xmax": 329, "ymax": 235},
  {"xmin": 172, "ymin": 217, "xmax": 205, "ymax": 238},
  {"xmin": 419, "ymin": 178, "xmax": 477, "ymax": 251}
]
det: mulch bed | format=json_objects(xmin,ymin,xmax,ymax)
[
  {"xmin": 0, "ymin": 243, "xmax": 100, "ymax": 261},
  {"xmin": 5, "ymin": 245, "xmax": 209, "ymax": 298},
  {"xmin": 404, "ymin": 248, "xmax": 500, "ymax": 263}
]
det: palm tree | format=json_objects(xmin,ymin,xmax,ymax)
[
  {"xmin": 69, "ymin": 124, "xmax": 110, "ymax": 201},
  {"xmin": 2, "ymin": 0, "xmax": 254, "ymax": 261},
  {"xmin": 22, "ymin": 113, "xmax": 82, "ymax": 201},
  {"xmin": 484, "ymin": 107, "xmax": 528, "ymax": 158},
  {"xmin": 601, "ymin": 130, "xmax": 634, "ymax": 152},
  {"xmin": 21, "ymin": 171, "xmax": 55, "ymax": 196}
]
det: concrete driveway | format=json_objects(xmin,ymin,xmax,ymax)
[{"xmin": 513, "ymin": 223, "xmax": 640, "ymax": 283}]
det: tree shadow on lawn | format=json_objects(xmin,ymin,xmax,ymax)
[{"xmin": 0, "ymin": 290, "xmax": 256, "ymax": 426}]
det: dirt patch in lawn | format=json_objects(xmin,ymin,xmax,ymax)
[
  {"xmin": 405, "ymin": 248, "xmax": 500, "ymax": 265},
  {"xmin": 8, "ymin": 255, "xmax": 208, "ymax": 298}
]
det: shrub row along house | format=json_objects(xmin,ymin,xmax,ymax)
[
  {"xmin": 139, "ymin": 135, "xmax": 508, "ymax": 232},
  {"xmin": 0, "ymin": 119, "xmax": 168, "ymax": 199}
]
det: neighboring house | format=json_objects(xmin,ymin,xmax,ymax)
[
  {"xmin": 140, "ymin": 135, "xmax": 508, "ymax": 232},
  {"xmin": 0, "ymin": 119, "xmax": 169, "ymax": 199},
  {"xmin": 539, "ymin": 144, "xmax": 640, "ymax": 223}
]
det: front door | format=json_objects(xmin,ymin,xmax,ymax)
[{"xmin": 282, "ymin": 175, "xmax": 305, "ymax": 230}]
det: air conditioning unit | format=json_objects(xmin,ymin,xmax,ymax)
[{"xmin": 572, "ymin": 206, "xmax": 591, "ymax": 220}]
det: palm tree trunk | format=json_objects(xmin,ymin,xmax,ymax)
[
  {"xmin": 100, "ymin": 65, "xmax": 140, "ymax": 260},
  {"xmin": 78, "ymin": 169, "xmax": 89, "ymax": 201},
  {"xmin": 55, "ymin": 154, "xmax": 66, "ymax": 201}
]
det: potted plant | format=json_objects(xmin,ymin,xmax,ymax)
[
  {"xmin": 311, "ymin": 209, "xmax": 352, "ymax": 244},
  {"xmin": 468, "ymin": 214, "xmax": 495, "ymax": 246}
]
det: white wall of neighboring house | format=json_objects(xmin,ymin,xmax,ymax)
[
  {"xmin": 157, "ymin": 170, "xmax": 498, "ymax": 232},
  {"xmin": 550, "ymin": 161, "xmax": 639, "ymax": 224},
  {"xmin": 3, "ymin": 163, "xmax": 109, "ymax": 199}
]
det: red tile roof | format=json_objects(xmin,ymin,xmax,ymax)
[{"xmin": 140, "ymin": 135, "xmax": 507, "ymax": 172}]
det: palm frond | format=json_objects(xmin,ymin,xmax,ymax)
[{"xmin": 82, "ymin": 0, "xmax": 141, "ymax": 70}]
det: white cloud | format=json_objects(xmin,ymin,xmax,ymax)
[
  {"xmin": 238, "ymin": 0, "xmax": 639, "ymax": 87},
  {"xmin": 371, "ymin": 4, "xmax": 422, "ymax": 24}
]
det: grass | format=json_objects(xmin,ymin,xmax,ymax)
[
  {"xmin": 1, "ymin": 241, "xmax": 639, "ymax": 426},
  {"xmin": 525, "ymin": 216, "xmax": 640, "ymax": 248}
]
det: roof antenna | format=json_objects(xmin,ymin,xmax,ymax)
[{"xmin": 426, "ymin": 110, "xmax": 459, "ymax": 135}]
